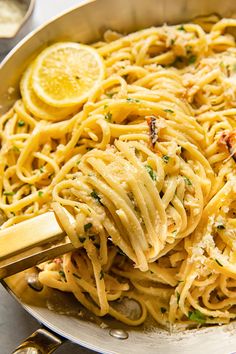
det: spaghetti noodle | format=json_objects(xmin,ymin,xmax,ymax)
[{"xmin": 1, "ymin": 17, "xmax": 236, "ymax": 329}]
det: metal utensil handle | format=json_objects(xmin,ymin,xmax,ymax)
[{"xmin": 12, "ymin": 328, "xmax": 64, "ymax": 354}]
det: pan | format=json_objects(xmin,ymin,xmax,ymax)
[{"xmin": 1, "ymin": 0, "xmax": 236, "ymax": 353}]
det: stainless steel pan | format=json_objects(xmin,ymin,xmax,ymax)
[{"xmin": 1, "ymin": 1, "xmax": 236, "ymax": 353}]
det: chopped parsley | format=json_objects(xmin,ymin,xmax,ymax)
[
  {"xmin": 100, "ymin": 270, "xmax": 104, "ymax": 280},
  {"xmin": 38, "ymin": 191, "xmax": 43, "ymax": 197},
  {"xmin": 232, "ymin": 63, "xmax": 236, "ymax": 72},
  {"xmin": 176, "ymin": 291, "xmax": 180, "ymax": 304},
  {"xmin": 170, "ymin": 38, "xmax": 175, "ymax": 45},
  {"xmin": 3, "ymin": 191, "xmax": 14, "ymax": 196},
  {"xmin": 184, "ymin": 176, "xmax": 192, "ymax": 186},
  {"xmin": 162, "ymin": 155, "xmax": 170, "ymax": 163},
  {"xmin": 104, "ymin": 112, "xmax": 112, "ymax": 122},
  {"xmin": 104, "ymin": 104, "xmax": 108, "ymax": 109},
  {"xmin": 160, "ymin": 307, "xmax": 167, "ymax": 314},
  {"xmin": 79, "ymin": 237, "xmax": 86, "ymax": 243},
  {"xmin": 177, "ymin": 25, "xmax": 186, "ymax": 31},
  {"xmin": 59, "ymin": 270, "xmax": 66, "ymax": 278},
  {"xmin": 215, "ymin": 259, "xmax": 223, "ymax": 267},
  {"xmin": 13, "ymin": 146, "xmax": 20, "ymax": 152},
  {"xmin": 106, "ymin": 92, "xmax": 115, "ymax": 98},
  {"xmin": 163, "ymin": 109, "xmax": 174, "ymax": 114},
  {"xmin": 188, "ymin": 309, "xmax": 206, "ymax": 324},
  {"xmin": 188, "ymin": 55, "xmax": 197, "ymax": 64},
  {"xmin": 216, "ymin": 223, "xmax": 225, "ymax": 230},
  {"xmin": 126, "ymin": 98, "xmax": 140, "ymax": 103},
  {"xmin": 18, "ymin": 120, "xmax": 25, "ymax": 127},
  {"xmin": 84, "ymin": 222, "xmax": 92, "ymax": 232},
  {"xmin": 39, "ymin": 166, "xmax": 44, "ymax": 173},
  {"xmin": 145, "ymin": 165, "xmax": 157, "ymax": 181},
  {"xmin": 186, "ymin": 45, "xmax": 192, "ymax": 54},
  {"xmin": 90, "ymin": 190, "xmax": 103, "ymax": 205}
]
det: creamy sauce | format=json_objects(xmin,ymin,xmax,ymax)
[{"xmin": 0, "ymin": 0, "xmax": 27, "ymax": 38}]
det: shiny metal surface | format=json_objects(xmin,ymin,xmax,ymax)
[
  {"xmin": 109, "ymin": 329, "xmax": 129, "ymax": 340},
  {"xmin": 0, "ymin": 0, "xmax": 35, "ymax": 55},
  {"xmin": 27, "ymin": 270, "xmax": 43, "ymax": 292},
  {"xmin": 1, "ymin": 1, "xmax": 236, "ymax": 353},
  {"xmin": 12, "ymin": 328, "xmax": 64, "ymax": 354}
]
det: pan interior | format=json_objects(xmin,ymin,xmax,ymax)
[{"xmin": 1, "ymin": 0, "xmax": 236, "ymax": 353}]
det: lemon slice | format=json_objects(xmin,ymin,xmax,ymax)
[
  {"xmin": 20, "ymin": 63, "xmax": 78, "ymax": 121},
  {"xmin": 32, "ymin": 42, "xmax": 105, "ymax": 107}
]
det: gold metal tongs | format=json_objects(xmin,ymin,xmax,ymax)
[{"xmin": 0, "ymin": 211, "xmax": 76, "ymax": 279}]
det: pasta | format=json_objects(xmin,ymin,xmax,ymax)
[{"xmin": 1, "ymin": 16, "xmax": 236, "ymax": 329}]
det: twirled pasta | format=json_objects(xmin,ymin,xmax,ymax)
[{"xmin": 1, "ymin": 17, "xmax": 236, "ymax": 329}]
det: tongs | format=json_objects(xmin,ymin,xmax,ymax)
[{"xmin": 0, "ymin": 211, "xmax": 76, "ymax": 279}]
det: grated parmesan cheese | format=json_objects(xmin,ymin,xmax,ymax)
[{"xmin": 0, "ymin": 0, "xmax": 27, "ymax": 38}]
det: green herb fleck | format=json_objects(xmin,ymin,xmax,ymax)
[
  {"xmin": 184, "ymin": 176, "xmax": 192, "ymax": 186},
  {"xmin": 126, "ymin": 98, "xmax": 140, "ymax": 103},
  {"xmin": 162, "ymin": 155, "xmax": 170, "ymax": 163},
  {"xmin": 106, "ymin": 92, "xmax": 114, "ymax": 98},
  {"xmin": 145, "ymin": 165, "xmax": 157, "ymax": 181},
  {"xmin": 39, "ymin": 166, "xmax": 44, "ymax": 173},
  {"xmin": 18, "ymin": 120, "xmax": 25, "ymax": 127},
  {"xmin": 164, "ymin": 109, "xmax": 174, "ymax": 114},
  {"xmin": 104, "ymin": 112, "xmax": 112, "ymax": 122},
  {"xmin": 176, "ymin": 291, "xmax": 180, "ymax": 304},
  {"xmin": 59, "ymin": 270, "xmax": 65, "ymax": 278},
  {"xmin": 186, "ymin": 45, "xmax": 192, "ymax": 54},
  {"xmin": 13, "ymin": 146, "xmax": 20, "ymax": 152},
  {"xmin": 216, "ymin": 223, "xmax": 225, "ymax": 230},
  {"xmin": 3, "ymin": 191, "xmax": 14, "ymax": 196},
  {"xmin": 104, "ymin": 104, "xmax": 108, "ymax": 109},
  {"xmin": 90, "ymin": 190, "xmax": 103, "ymax": 205},
  {"xmin": 188, "ymin": 309, "xmax": 206, "ymax": 324},
  {"xmin": 215, "ymin": 259, "xmax": 223, "ymax": 267},
  {"xmin": 178, "ymin": 25, "xmax": 186, "ymax": 31},
  {"xmin": 84, "ymin": 222, "xmax": 92, "ymax": 232},
  {"xmin": 100, "ymin": 270, "xmax": 104, "ymax": 280},
  {"xmin": 170, "ymin": 39, "xmax": 175, "ymax": 45},
  {"xmin": 160, "ymin": 307, "xmax": 167, "ymax": 314},
  {"xmin": 188, "ymin": 55, "xmax": 197, "ymax": 64},
  {"xmin": 76, "ymin": 160, "xmax": 80, "ymax": 165},
  {"xmin": 38, "ymin": 191, "xmax": 43, "ymax": 197},
  {"xmin": 79, "ymin": 237, "xmax": 86, "ymax": 243},
  {"xmin": 232, "ymin": 63, "xmax": 236, "ymax": 72}
]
